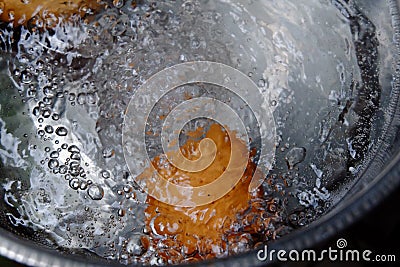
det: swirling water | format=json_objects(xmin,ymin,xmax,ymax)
[{"xmin": 0, "ymin": 0, "xmax": 385, "ymax": 265}]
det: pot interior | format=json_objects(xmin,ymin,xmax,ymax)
[{"xmin": 0, "ymin": 0, "xmax": 400, "ymax": 266}]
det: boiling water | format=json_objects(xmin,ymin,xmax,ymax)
[{"xmin": 0, "ymin": 0, "xmax": 384, "ymax": 265}]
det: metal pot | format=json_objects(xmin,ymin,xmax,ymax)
[{"xmin": 0, "ymin": 0, "xmax": 399, "ymax": 266}]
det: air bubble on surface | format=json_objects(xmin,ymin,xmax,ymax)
[
  {"xmin": 55, "ymin": 127, "xmax": 68, "ymax": 136},
  {"xmin": 87, "ymin": 184, "xmax": 104, "ymax": 200}
]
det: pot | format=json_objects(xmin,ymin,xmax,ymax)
[{"xmin": 0, "ymin": 0, "xmax": 399, "ymax": 266}]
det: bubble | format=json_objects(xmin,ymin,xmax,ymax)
[
  {"xmin": 297, "ymin": 218, "xmax": 307, "ymax": 226},
  {"xmin": 55, "ymin": 127, "xmax": 68, "ymax": 136},
  {"xmin": 191, "ymin": 38, "xmax": 201, "ymax": 49},
  {"xmin": 61, "ymin": 143, "xmax": 68, "ymax": 149},
  {"xmin": 77, "ymin": 93, "xmax": 86, "ymax": 105},
  {"xmin": 36, "ymin": 59, "xmax": 44, "ymax": 70},
  {"xmin": 258, "ymin": 79, "xmax": 266, "ymax": 87},
  {"xmin": 87, "ymin": 185, "xmax": 104, "ymax": 200},
  {"xmin": 123, "ymin": 185, "xmax": 132, "ymax": 193},
  {"xmin": 113, "ymin": 0, "xmax": 124, "ymax": 8},
  {"xmin": 179, "ymin": 54, "xmax": 187, "ymax": 62},
  {"xmin": 80, "ymin": 181, "xmax": 88, "ymax": 190},
  {"xmin": 27, "ymin": 86, "xmax": 37, "ymax": 97},
  {"xmin": 44, "ymin": 125, "xmax": 54, "ymax": 134},
  {"xmin": 69, "ymin": 178, "xmax": 80, "ymax": 190},
  {"xmin": 101, "ymin": 170, "xmax": 111, "ymax": 179},
  {"xmin": 68, "ymin": 93, "xmax": 76, "ymax": 101},
  {"xmin": 42, "ymin": 109, "xmax": 51, "ymax": 118},
  {"xmin": 48, "ymin": 159, "xmax": 59, "ymax": 169},
  {"xmin": 56, "ymin": 92, "xmax": 64, "ymax": 98},
  {"xmin": 86, "ymin": 92, "xmax": 97, "ymax": 104},
  {"xmin": 127, "ymin": 235, "xmax": 145, "ymax": 256},
  {"xmin": 52, "ymin": 113, "xmax": 60, "ymax": 121},
  {"xmin": 32, "ymin": 107, "xmax": 40, "ymax": 117},
  {"xmin": 68, "ymin": 145, "xmax": 80, "ymax": 153},
  {"xmin": 59, "ymin": 165, "xmax": 68, "ymax": 174},
  {"xmin": 43, "ymin": 97, "xmax": 53, "ymax": 105},
  {"xmin": 288, "ymin": 213, "xmax": 298, "ymax": 225},
  {"xmin": 20, "ymin": 70, "xmax": 32, "ymax": 84},
  {"xmin": 69, "ymin": 162, "xmax": 81, "ymax": 177},
  {"xmin": 43, "ymin": 86, "xmax": 55, "ymax": 97},
  {"xmin": 102, "ymin": 147, "xmax": 114, "ymax": 158},
  {"xmin": 50, "ymin": 151, "xmax": 59, "ymax": 158},
  {"xmin": 70, "ymin": 153, "xmax": 81, "ymax": 161},
  {"xmin": 118, "ymin": 209, "xmax": 125, "ymax": 217},
  {"xmin": 13, "ymin": 68, "xmax": 21, "ymax": 77}
]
